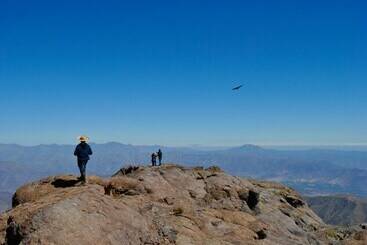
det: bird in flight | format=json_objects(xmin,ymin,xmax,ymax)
[{"xmin": 232, "ymin": 84, "xmax": 243, "ymax": 91}]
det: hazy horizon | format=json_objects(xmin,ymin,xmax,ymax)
[{"xmin": 2, "ymin": 141, "xmax": 367, "ymax": 152}]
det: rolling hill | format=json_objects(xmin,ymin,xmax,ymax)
[{"xmin": 305, "ymin": 195, "xmax": 367, "ymax": 226}]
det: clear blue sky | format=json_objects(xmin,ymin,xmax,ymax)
[{"xmin": 0, "ymin": 0, "xmax": 366, "ymax": 146}]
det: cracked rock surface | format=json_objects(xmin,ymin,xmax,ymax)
[{"xmin": 1, "ymin": 164, "xmax": 366, "ymax": 244}]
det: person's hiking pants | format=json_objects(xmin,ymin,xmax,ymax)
[{"xmin": 78, "ymin": 159, "xmax": 88, "ymax": 181}]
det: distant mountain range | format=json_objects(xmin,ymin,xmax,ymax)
[
  {"xmin": 305, "ymin": 195, "xmax": 367, "ymax": 226},
  {"xmin": 1, "ymin": 142, "xmax": 367, "ymax": 211}
]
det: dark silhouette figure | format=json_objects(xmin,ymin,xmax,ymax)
[
  {"xmin": 74, "ymin": 136, "xmax": 93, "ymax": 183},
  {"xmin": 5, "ymin": 216, "xmax": 22, "ymax": 245},
  {"xmin": 151, "ymin": 153, "xmax": 157, "ymax": 166},
  {"xmin": 232, "ymin": 84, "xmax": 243, "ymax": 90},
  {"xmin": 157, "ymin": 149, "xmax": 163, "ymax": 166}
]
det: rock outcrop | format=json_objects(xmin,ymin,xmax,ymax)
[{"xmin": 1, "ymin": 164, "xmax": 366, "ymax": 244}]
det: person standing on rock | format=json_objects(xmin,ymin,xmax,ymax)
[
  {"xmin": 151, "ymin": 152, "xmax": 157, "ymax": 166},
  {"xmin": 157, "ymin": 149, "xmax": 163, "ymax": 166},
  {"xmin": 74, "ymin": 136, "xmax": 93, "ymax": 184}
]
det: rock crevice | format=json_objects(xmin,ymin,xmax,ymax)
[{"xmin": 1, "ymin": 164, "xmax": 366, "ymax": 244}]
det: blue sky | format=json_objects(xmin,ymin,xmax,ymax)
[{"xmin": 0, "ymin": 0, "xmax": 366, "ymax": 146}]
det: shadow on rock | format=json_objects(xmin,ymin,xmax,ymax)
[{"xmin": 51, "ymin": 178, "xmax": 80, "ymax": 188}]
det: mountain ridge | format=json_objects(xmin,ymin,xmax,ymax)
[{"xmin": 305, "ymin": 195, "xmax": 367, "ymax": 226}]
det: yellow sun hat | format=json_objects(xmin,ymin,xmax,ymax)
[{"xmin": 78, "ymin": 135, "xmax": 89, "ymax": 142}]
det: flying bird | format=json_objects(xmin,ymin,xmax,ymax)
[{"xmin": 232, "ymin": 84, "xmax": 243, "ymax": 91}]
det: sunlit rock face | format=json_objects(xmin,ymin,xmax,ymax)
[{"xmin": 1, "ymin": 164, "xmax": 366, "ymax": 244}]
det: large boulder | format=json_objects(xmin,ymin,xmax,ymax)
[{"xmin": 0, "ymin": 164, "xmax": 365, "ymax": 244}]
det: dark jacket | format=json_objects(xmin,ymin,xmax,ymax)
[
  {"xmin": 74, "ymin": 142, "xmax": 93, "ymax": 161},
  {"xmin": 157, "ymin": 150, "xmax": 162, "ymax": 160}
]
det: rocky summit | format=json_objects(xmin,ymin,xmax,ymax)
[{"xmin": 1, "ymin": 164, "xmax": 367, "ymax": 245}]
